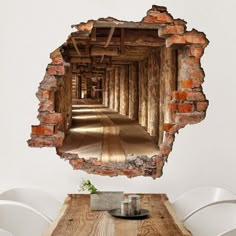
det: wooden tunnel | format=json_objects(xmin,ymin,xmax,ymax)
[{"xmin": 28, "ymin": 5, "xmax": 209, "ymax": 178}]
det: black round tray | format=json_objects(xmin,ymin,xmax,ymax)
[{"xmin": 108, "ymin": 208, "xmax": 149, "ymax": 219}]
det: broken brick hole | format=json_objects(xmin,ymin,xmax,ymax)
[{"xmin": 28, "ymin": 5, "xmax": 209, "ymax": 178}]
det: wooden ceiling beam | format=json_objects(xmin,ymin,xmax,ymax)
[
  {"xmin": 91, "ymin": 47, "xmax": 119, "ymax": 56},
  {"xmin": 68, "ymin": 37, "xmax": 165, "ymax": 47},
  {"xmin": 93, "ymin": 21, "xmax": 164, "ymax": 29},
  {"xmin": 105, "ymin": 27, "xmax": 115, "ymax": 48},
  {"xmin": 70, "ymin": 57, "xmax": 91, "ymax": 64}
]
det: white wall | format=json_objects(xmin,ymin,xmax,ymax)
[{"xmin": 0, "ymin": 0, "xmax": 235, "ymax": 202}]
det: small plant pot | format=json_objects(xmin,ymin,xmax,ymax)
[{"xmin": 90, "ymin": 191, "xmax": 124, "ymax": 211}]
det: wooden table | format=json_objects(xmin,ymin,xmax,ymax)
[{"xmin": 43, "ymin": 194, "xmax": 192, "ymax": 236}]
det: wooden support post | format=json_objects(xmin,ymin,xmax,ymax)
[
  {"xmin": 108, "ymin": 69, "xmax": 115, "ymax": 109},
  {"xmin": 78, "ymin": 75, "xmax": 81, "ymax": 99},
  {"xmin": 114, "ymin": 67, "xmax": 120, "ymax": 112},
  {"xmin": 119, "ymin": 65, "xmax": 129, "ymax": 116},
  {"xmin": 147, "ymin": 51, "xmax": 160, "ymax": 139},
  {"xmin": 138, "ymin": 58, "xmax": 148, "ymax": 128},
  {"xmin": 159, "ymin": 47, "xmax": 177, "ymax": 145},
  {"xmin": 104, "ymin": 71, "xmax": 109, "ymax": 107},
  {"xmin": 102, "ymin": 77, "xmax": 105, "ymax": 105},
  {"xmin": 128, "ymin": 63, "xmax": 138, "ymax": 120}
]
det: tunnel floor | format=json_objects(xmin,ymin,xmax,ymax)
[{"xmin": 58, "ymin": 99, "xmax": 159, "ymax": 162}]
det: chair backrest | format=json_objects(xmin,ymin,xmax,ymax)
[
  {"xmin": 0, "ymin": 188, "xmax": 62, "ymax": 221},
  {"xmin": 0, "ymin": 228, "xmax": 13, "ymax": 236},
  {"xmin": 0, "ymin": 200, "xmax": 51, "ymax": 236},
  {"xmin": 184, "ymin": 202, "xmax": 236, "ymax": 236},
  {"xmin": 218, "ymin": 228, "xmax": 236, "ymax": 236},
  {"xmin": 171, "ymin": 186, "xmax": 236, "ymax": 221}
]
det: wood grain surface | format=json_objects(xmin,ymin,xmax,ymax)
[
  {"xmin": 58, "ymin": 99, "xmax": 159, "ymax": 161},
  {"xmin": 43, "ymin": 194, "xmax": 192, "ymax": 236}
]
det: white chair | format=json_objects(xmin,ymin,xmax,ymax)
[
  {"xmin": 184, "ymin": 202, "xmax": 236, "ymax": 236},
  {"xmin": 219, "ymin": 228, "xmax": 236, "ymax": 236},
  {"xmin": 0, "ymin": 228, "xmax": 13, "ymax": 236},
  {"xmin": 171, "ymin": 186, "xmax": 236, "ymax": 221},
  {"xmin": 0, "ymin": 188, "xmax": 62, "ymax": 221},
  {"xmin": 0, "ymin": 200, "xmax": 51, "ymax": 236}
]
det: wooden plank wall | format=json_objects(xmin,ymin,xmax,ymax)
[
  {"xmin": 109, "ymin": 69, "xmax": 115, "ymax": 109},
  {"xmin": 114, "ymin": 67, "xmax": 120, "ymax": 112},
  {"xmin": 100, "ymin": 48, "xmax": 177, "ymax": 145},
  {"xmin": 138, "ymin": 58, "xmax": 148, "ymax": 128},
  {"xmin": 128, "ymin": 63, "xmax": 138, "ymax": 120},
  {"xmin": 119, "ymin": 65, "xmax": 129, "ymax": 116},
  {"xmin": 147, "ymin": 50, "xmax": 160, "ymax": 140},
  {"xmin": 77, "ymin": 75, "xmax": 81, "ymax": 99},
  {"xmin": 104, "ymin": 71, "xmax": 109, "ymax": 107}
]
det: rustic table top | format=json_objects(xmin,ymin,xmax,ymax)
[{"xmin": 43, "ymin": 193, "xmax": 192, "ymax": 236}]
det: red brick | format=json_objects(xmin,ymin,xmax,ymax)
[
  {"xmin": 168, "ymin": 103, "xmax": 177, "ymax": 112},
  {"xmin": 181, "ymin": 80, "xmax": 193, "ymax": 89},
  {"xmin": 166, "ymin": 35, "xmax": 186, "ymax": 47},
  {"xmin": 158, "ymin": 25, "xmax": 185, "ymax": 37},
  {"xmin": 40, "ymin": 73, "xmax": 57, "ymax": 90},
  {"xmin": 188, "ymin": 67, "xmax": 204, "ymax": 81},
  {"xmin": 186, "ymin": 91, "xmax": 205, "ymax": 101},
  {"xmin": 47, "ymin": 64, "xmax": 65, "ymax": 75},
  {"xmin": 175, "ymin": 112, "xmax": 205, "ymax": 125},
  {"xmin": 160, "ymin": 144, "xmax": 172, "ymax": 155},
  {"xmin": 184, "ymin": 30, "xmax": 209, "ymax": 45},
  {"xmin": 163, "ymin": 123, "xmax": 175, "ymax": 132},
  {"xmin": 31, "ymin": 125, "xmax": 54, "ymax": 135},
  {"xmin": 36, "ymin": 90, "xmax": 54, "ymax": 103},
  {"xmin": 28, "ymin": 137, "xmax": 54, "ymax": 147},
  {"xmin": 38, "ymin": 102, "xmax": 54, "ymax": 112},
  {"xmin": 173, "ymin": 19, "xmax": 187, "ymax": 26},
  {"xmin": 188, "ymin": 46, "xmax": 204, "ymax": 57},
  {"xmin": 92, "ymin": 161, "xmax": 103, "ymax": 166},
  {"xmin": 172, "ymin": 91, "xmax": 187, "ymax": 100},
  {"xmin": 69, "ymin": 159, "xmax": 83, "ymax": 169},
  {"xmin": 53, "ymin": 133, "xmax": 64, "ymax": 146},
  {"xmin": 42, "ymin": 90, "xmax": 51, "ymax": 99},
  {"xmin": 51, "ymin": 56, "xmax": 63, "ymax": 64},
  {"xmin": 196, "ymin": 101, "xmax": 209, "ymax": 112},
  {"xmin": 39, "ymin": 113, "xmax": 63, "ymax": 124},
  {"xmin": 122, "ymin": 169, "xmax": 140, "ymax": 177},
  {"xmin": 164, "ymin": 133, "xmax": 175, "ymax": 146},
  {"xmin": 50, "ymin": 48, "xmax": 63, "ymax": 64},
  {"xmin": 100, "ymin": 169, "xmax": 118, "ymax": 176},
  {"xmin": 50, "ymin": 48, "xmax": 61, "ymax": 59},
  {"xmin": 28, "ymin": 131, "xmax": 64, "ymax": 147},
  {"xmin": 192, "ymin": 77, "xmax": 204, "ymax": 87},
  {"xmin": 183, "ymin": 57, "xmax": 200, "ymax": 67},
  {"xmin": 177, "ymin": 103, "xmax": 194, "ymax": 113},
  {"xmin": 168, "ymin": 124, "xmax": 185, "ymax": 135},
  {"xmin": 143, "ymin": 12, "xmax": 173, "ymax": 23}
]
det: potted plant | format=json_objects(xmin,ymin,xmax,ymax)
[{"xmin": 79, "ymin": 179, "xmax": 124, "ymax": 210}]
